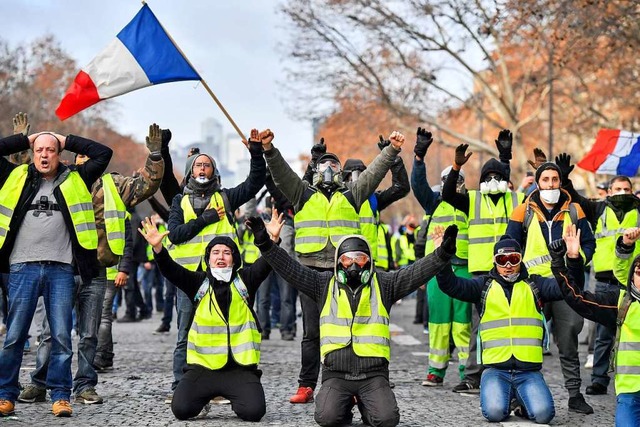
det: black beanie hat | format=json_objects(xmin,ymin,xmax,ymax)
[
  {"xmin": 343, "ymin": 158, "xmax": 367, "ymax": 173},
  {"xmin": 493, "ymin": 234, "xmax": 522, "ymax": 256},
  {"xmin": 204, "ymin": 236, "xmax": 242, "ymax": 271},
  {"xmin": 534, "ymin": 162, "xmax": 562, "ymax": 185},
  {"xmin": 337, "ymin": 236, "xmax": 370, "ymax": 258},
  {"xmin": 479, "ymin": 158, "xmax": 507, "ymax": 183}
]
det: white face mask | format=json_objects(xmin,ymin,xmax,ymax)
[
  {"xmin": 480, "ymin": 178, "xmax": 508, "ymax": 195},
  {"xmin": 612, "ymin": 190, "xmax": 629, "ymax": 196},
  {"xmin": 195, "ymin": 176, "xmax": 210, "ymax": 184},
  {"xmin": 210, "ymin": 266, "xmax": 233, "ymax": 282},
  {"xmin": 539, "ymin": 189, "xmax": 560, "ymax": 204},
  {"xmin": 501, "ymin": 272, "xmax": 520, "ymax": 283}
]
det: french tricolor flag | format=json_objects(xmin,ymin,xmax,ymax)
[
  {"xmin": 56, "ymin": 4, "xmax": 200, "ymax": 121},
  {"xmin": 577, "ymin": 129, "xmax": 640, "ymax": 176}
]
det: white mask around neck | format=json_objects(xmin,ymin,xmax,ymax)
[{"xmin": 210, "ymin": 267, "xmax": 233, "ymax": 282}]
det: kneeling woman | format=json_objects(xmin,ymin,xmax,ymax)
[{"xmin": 139, "ymin": 216, "xmax": 279, "ymax": 422}]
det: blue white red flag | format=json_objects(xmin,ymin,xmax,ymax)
[
  {"xmin": 577, "ymin": 129, "xmax": 640, "ymax": 176},
  {"xmin": 56, "ymin": 4, "xmax": 200, "ymax": 120}
]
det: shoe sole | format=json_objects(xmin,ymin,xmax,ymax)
[
  {"xmin": 76, "ymin": 398, "xmax": 103, "ymax": 405},
  {"xmin": 0, "ymin": 411, "xmax": 15, "ymax": 417},
  {"xmin": 290, "ymin": 399, "xmax": 314, "ymax": 404},
  {"xmin": 53, "ymin": 411, "xmax": 72, "ymax": 417},
  {"xmin": 17, "ymin": 397, "xmax": 46, "ymax": 403},
  {"xmin": 152, "ymin": 331, "xmax": 170, "ymax": 335},
  {"xmin": 422, "ymin": 382, "xmax": 443, "ymax": 386}
]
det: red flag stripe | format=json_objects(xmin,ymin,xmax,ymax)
[
  {"xmin": 576, "ymin": 129, "xmax": 621, "ymax": 173},
  {"xmin": 55, "ymin": 70, "xmax": 101, "ymax": 121}
]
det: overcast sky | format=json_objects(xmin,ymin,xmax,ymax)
[{"xmin": 1, "ymin": 0, "xmax": 311, "ymax": 160}]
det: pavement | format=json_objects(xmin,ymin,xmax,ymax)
[{"xmin": 6, "ymin": 296, "xmax": 616, "ymax": 426}]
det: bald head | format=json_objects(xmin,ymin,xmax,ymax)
[{"xmin": 33, "ymin": 133, "xmax": 62, "ymax": 178}]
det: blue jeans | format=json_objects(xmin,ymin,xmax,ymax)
[
  {"xmin": 140, "ymin": 263, "xmax": 162, "ymax": 313},
  {"xmin": 616, "ymin": 391, "xmax": 640, "ymax": 426},
  {"xmin": 33, "ymin": 270, "xmax": 106, "ymax": 394},
  {"xmin": 0, "ymin": 262, "xmax": 76, "ymax": 402},
  {"xmin": 172, "ymin": 288, "xmax": 194, "ymax": 391},
  {"xmin": 256, "ymin": 271, "xmax": 296, "ymax": 335},
  {"xmin": 480, "ymin": 368, "xmax": 555, "ymax": 424},
  {"xmin": 96, "ymin": 279, "xmax": 117, "ymax": 364}
]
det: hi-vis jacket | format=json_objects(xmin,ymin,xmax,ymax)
[{"xmin": 0, "ymin": 133, "xmax": 112, "ymax": 283}]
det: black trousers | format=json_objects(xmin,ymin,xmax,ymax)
[
  {"xmin": 171, "ymin": 364, "xmax": 266, "ymax": 422},
  {"xmin": 299, "ymin": 291, "xmax": 321, "ymax": 388},
  {"xmin": 124, "ymin": 263, "xmax": 148, "ymax": 318},
  {"xmin": 314, "ymin": 376, "xmax": 400, "ymax": 427}
]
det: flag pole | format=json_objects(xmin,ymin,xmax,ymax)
[{"xmin": 147, "ymin": 2, "xmax": 247, "ymax": 141}]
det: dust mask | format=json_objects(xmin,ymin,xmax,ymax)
[
  {"xmin": 210, "ymin": 267, "xmax": 233, "ymax": 282},
  {"xmin": 539, "ymin": 189, "xmax": 560, "ymax": 204}
]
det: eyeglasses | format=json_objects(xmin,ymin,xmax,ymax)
[
  {"xmin": 338, "ymin": 251, "xmax": 370, "ymax": 268},
  {"xmin": 494, "ymin": 252, "xmax": 522, "ymax": 267},
  {"xmin": 318, "ymin": 159, "xmax": 340, "ymax": 173},
  {"xmin": 484, "ymin": 173, "xmax": 502, "ymax": 183},
  {"xmin": 194, "ymin": 162, "xmax": 212, "ymax": 169}
]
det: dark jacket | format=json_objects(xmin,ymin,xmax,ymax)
[
  {"xmin": 256, "ymin": 237, "xmax": 452, "ymax": 381},
  {"xmin": 117, "ymin": 218, "xmax": 134, "ymax": 275},
  {"xmin": 0, "ymin": 134, "xmax": 112, "ymax": 283},
  {"xmin": 437, "ymin": 256, "xmax": 584, "ymax": 371}
]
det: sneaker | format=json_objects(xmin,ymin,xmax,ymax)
[
  {"xmin": 452, "ymin": 379, "xmax": 480, "ymax": 394},
  {"xmin": 584, "ymin": 353, "xmax": 594, "ymax": 369},
  {"xmin": 423, "ymin": 327, "xmax": 429, "ymax": 335},
  {"xmin": 52, "ymin": 400, "xmax": 73, "ymax": 417},
  {"xmin": 281, "ymin": 331, "xmax": 295, "ymax": 341},
  {"xmin": 197, "ymin": 403, "xmax": 211, "ymax": 417},
  {"xmin": 585, "ymin": 383, "xmax": 607, "ymax": 395},
  {"xmin": 289, "ymin": 386, "xmax": 314, "ymax": 404},
  {"xmin": 164, "ymin": 394, "xmax": 173, "ymax": 404},
  {"xmin": 568, "ymin": 393, "xmax": 594, "ymax": 414},
  {"xmin": 117, "ymin": 315, "xmax": 137, "ymax": 323},
  {"xmin": 422, "ymin": 374, "xmax": 443, "ymax": 386},
  {"xmin": 261, "ymin": 331, "xmax": 270, "ymax": 340},
  {"xmin": 153, "ymin": 323, "xmax": 170, "ymax": 334},
  {"xmin": 211, "ymin": 396, "xmax": 231, "ymax": 405},
  {"xmin": 75, "ymin": 388, "xmax": 103, "ymax": 404},
  {"xmin": 0, "ymin": 399, "xmax": 15, "ymax": 416},
  {"xmin": 18, "ymin": 384, "xmax": 46, "ymax": 403},
  {"xmin": 93, "ymin": 358, "xmax": 114, "ymax": 372}
]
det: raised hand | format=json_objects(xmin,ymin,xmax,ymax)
[
  {"xmin": 414, "ymin": 127, "xmax": 433, "ymax": 159},
  {"xmin": 138, "ymin": 216, "xmax": 169, "ymax": 252},
  {"xmin": 431, "ymin": 225, "xmax": 445, "ymax": 248},
  {"xmin": 265, "ymin": 208, "xmax": 285, "ymax": 242},
  {"xmin": 247, "ymin": 128, "xmax": 263, "ymax": 155},
  {"xmin": 562, "ymin": 224, "xmax": 581, "ymax": 258},
  {"xmin": 454, "ymin": 144, "xmax": 473, "ymax": 167},
  {"xmin": 311, "ymin": 137, "xmax": 327, "ymax": 159},
  {"xmin": 377, "ymin": 135, "xmax": 391, "ymax": 151},
  {"xmin": 245, "ymin": 216, "xmax": 270, "ymax": 246},
  {"xmin": 259, "ymin": 129, "xmax": 274, "ymax": 148},
  {"xmin": 555, "ymin": 153, "xmax": 574, "ymax": 181},
  {"xmin": 527, "ymin": 148, "xmax": 547, "ymax": 170},
  {"xmin": 548, "ymin": 238, "xmax": 567, "ymax": 260},
  {"xmin": 623, "ymin": 227, "xmax": 640, "ymax": 246},
  {"xmin": 389, "ymin": 131, "xmax": 405, "ymax": 149},
  {"xmin": 495, "ymin": 129, "xmax": 512, "ymax": 161},
  {"xmin": 161, "ymin": 128, "xmax": 172, "ymax": 150},
  {"xmin": 13, "ymin": 112, "xmax": 30, "ymax": 136},
  {"xmin": 146, "ymin": 123, "xmax": 162, "ymax": 153}
]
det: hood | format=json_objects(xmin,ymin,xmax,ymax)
[
  {"xmin": 204, "ymin": 236, "xmax": 242, "ymax": 281},
  {"xmin": 182, "ymin": 153, "xmax": 220, "ymax": 189},
  {"xmin": 333, "ymin": 234, "xmax": 374, "ymax": 284},
  {"xmin": 479, "ymin": 158, "xmax": 507, "ymax": 184},
  {"xmin": 625, "ymin": 254, "xmax": 640, "ymax": 289}
]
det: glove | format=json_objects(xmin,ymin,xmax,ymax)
[
  {"xmin": 527, "ymin": 148, "xmax": 547, "ymax": 170},
  {"xmin": 440, "ymin": 225, "xmax": 458, "ymax": 255},
  {"xmin": 248, "ymin": 141, "xmax": 263, "ymax": 156},
  {"xmin": 377, "ymin": 135, "xmax": 391, "ymax": 151},
  {"xmin": 13, "ymin": 112, "xmax": 30, "ymax": 136},
  {"xmin": 161, "ymin": 129, "xmax": 172, "ymax": 150},
  {"xmin": 311, "ymin": 137, "xmax": 326, "ymax": 161},
  {"xmin": 454, "ymin": 144, "xmax": 472, "ymax": 167},
  {"xmin": 555, "ymin": 153, "xmax": 574, "ymax": 182},
  {"xmin": 200, "ymin": 209, "xmax": 221, "ymax": 225},
  {"xmin": 414, "ymin": 127, "xmax": 433, "ymax": 159},
  {"xmin": 495, "ymin": 129, "xmax": 512, "ymax": 161},
  {"xmin": 245, "ymin": 216, "xmax": 270, "ymax": 247},
  {"xmin": 549, "ymin": 238, "xmax": 567, "ymax": 259},
  {"xmin": 146, "ymin": 123, "xmax": 162, "ymax": 153}
]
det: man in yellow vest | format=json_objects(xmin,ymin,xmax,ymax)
[
  {"xmin": 506, "ymin": 161, "xmax": 596, "ymax": 414},
  {"xmin": 247, "ymin": 216, "xmax": 459, "ymax": 426},
  {"xmin": 0, "ymin": 113, "xmax": 112, "ymax": 418},
  {"xmin": 138, "ymin": 214, "xmax": 283, "ymax": 422},
  {"xmin": 166, "ymin": 129, "xmax": 266, "ymax": 399},
  {"xmin": 436, "ymin": 230, "xmax": 586, "ymax": 424},
  {"xmin": 259, "ymin": 128, "xmax": 404, "ymax": 404},
  {"xmin": 441, "ymin": 129, "xmax": 524, "ymax": 393},
  {"xmin": 17, "ymin": 123, "xmax": 164, "ymax": 407},
  {"xmin": 559, "ymin": 155, "xmax": 640, "ymax": 397},
  {"xmin": 551, "ymin": 225, "xmax": 640, "ymax": 425}
]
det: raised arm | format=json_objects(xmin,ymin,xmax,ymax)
[
  {"xmin": 224, "ymin": 131, "xmax": 267, "ymax": 211},
  {"xmin": 66, "ymin": 134, "xmax": 113, "ymax": 187}
]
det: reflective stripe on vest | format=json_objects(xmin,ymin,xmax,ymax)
[
  {"xmin": 241, "ymin": 230, "xmax": 260, "ymax": 264},
  {"xmin": 479, "ymin": 280, "xmax": 544, "ymax": 364},
  {"xmin": 171, "ymin": 192, "xmax": 238, "ymax": 271},
  {"xmin": 359, "ymin": 199, "xmax": 378, "ymax": 260},
  {"xmin": 593, "ymin": 207, "xmax": 640, "ymax": 273},
  {"xmin": 467, "ymin": 191, "xmax": 523, "ymax": 272},
  {"xmin": 523, "ymin": 208, "xmax": 574, "ymax": 277},
  {"xmin": 396, "ymin": 234, "xmax": 415, "ymax": 267},
  {"xmin": 187, "ymin": 277, "xmax": 260, "ymax": 370},
  {"xmin": 319, "ymin": 276, "xmax": 390, "ymax": 361},
  {"xmin": 424, "ymin": 201, "xmax": 469, "ymax": 259},
  {"xmin": 101, "ymin": 173, "xmax": 127, "ymax": 256},
  {"xmin": 294, "ymin": 191, "xmax": 360, "ymax": 254},
  {"xmin": 615, "ymin": 290, "xmax": 640, "ymax": 394},
  {"xmin": 375, "ymin": 223, "xmax": 390, "ymax": 270},
  {"xmin": 60, "ymin": 170, "xmax": 98, "ymax": 250},
  {"xmin": 0, "ymin": 165, "xmax": 29, "ymax": 249}
]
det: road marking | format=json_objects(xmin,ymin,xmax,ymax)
[
  {"xmin": 411, "ymin": 352, "xmax": 430, "ymax": 357},
  {"xmin": 390, "ymin": 323, "xmax": 423, "ymax": 345}
]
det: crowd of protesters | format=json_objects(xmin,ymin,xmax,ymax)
[{"xmin": 0, "ymin": 113, "xmax": 637, "ymax": 426}]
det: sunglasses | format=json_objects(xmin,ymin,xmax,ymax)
[
  {"xmin": 338, "ymin": 251, "xmax": 370, "ymax": 268},
  {"xmin": 494, "ymin": 252, "xmax": 522, "ymax": 267}
]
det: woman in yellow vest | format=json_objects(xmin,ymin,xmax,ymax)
[
  {"xmin": 246, "ymin": 216, "xmax": 459, "ymax": 427},
  {"xmin": 551, "ymin": 225, "xmax": 640, "ymax": 425},
  {"xmin": 435, "ymin": 229, "xmax": 586, "ymax": 424},
  {"xmin": 138, "ymin": 215, "xmax": 282, "ymax": 422}
]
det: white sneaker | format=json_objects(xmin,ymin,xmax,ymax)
[
  {"xmin": 211, "ymin": 396, "xmax": 231, "ymax": 405},
  {"xmin": 584, "ymin": 353, "xmax": 594, "ymax": 369}
]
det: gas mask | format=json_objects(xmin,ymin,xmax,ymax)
[
  {"xmin": 315, "ymin": 158, "xmax": 342, "ymax": 189},
  {"xmin": 480, "ymin": 177, "xmax": 508, "ymax": 195},
  {"xmin": 336, "ymin": 250, "xmax": 371, "ymax": 288},
  {"xmin": 539, "ymin": 189, "xmax": 561, "ymax": 204}
]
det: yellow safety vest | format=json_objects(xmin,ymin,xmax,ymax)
[
  {"xmin": 187, "ymin": 278, "xmax": 260, "ymax": 370},
  {"xmin": 424, "ymin": 201, "xmax": 469, "ymax": 259},
  {"xmin": 171, "ymin": 192, "xmax": 238, "ymax": 271},
  {"xmin": 614, "ymin": 290, "xmax": 640, "ymax": 395},
  {"xmin": 241, "ymin": 229, "xmax": 260, "ymax": 264},
  {"xmin": 375, "ymin": 223, "xmax": 390, "ymax": 270},
  {"xmin": 479, "ymin": 280, "xmax": 544, "ymax": 364},
  {"xmin": 319, "ymin": 276, "xmax": 390, "ymax": 361},
  {"xmin": 396, "ymin": 234, "xmax": 415, "ymax": 267},
  {"xmin": 294, "ymin": 191, "xmax": 360, "ymax": 254},
  {"xmin": 0, "ymin": 165, "xmax": 29, "ymax": 249},
  {"xmin": 359, "ymin": 198, "xmax": 378, "ymax": 260},
  {"xmin": 102, "ymin": 173, "xmax": 127, "ymax": 256},
  {"xmin": 522, "ymin": 209, "xmax": 574, "ymax": 277},
  {"xmin": 106, "ymin": 265, "xmax": 119, "ymax": 281},
  {"xmin": 467, "ymin": 191, "xmax": 523, "ymax": 273},
  {"xmin": 593, "ymin": 207, "xmax": 640, "ymax": 273}
]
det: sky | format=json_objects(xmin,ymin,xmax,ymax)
[{"xmin": 1, "ymin": 0, "xmax": 311, "ymax": 160}]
